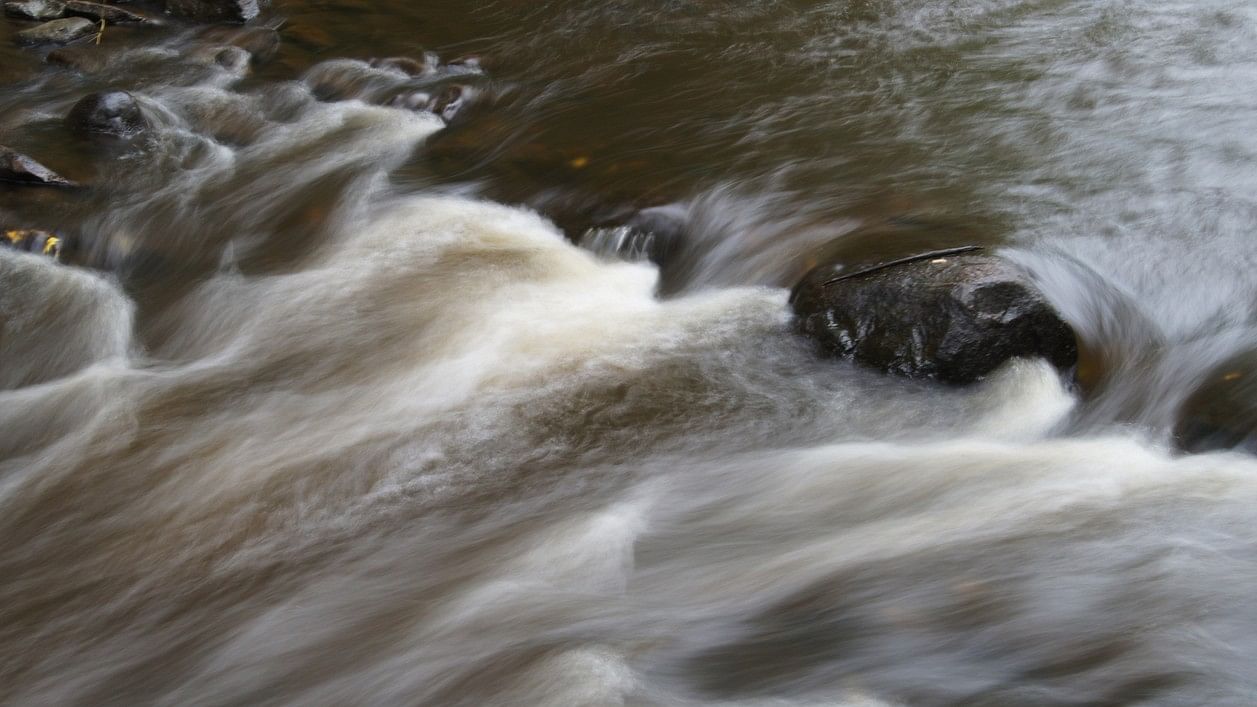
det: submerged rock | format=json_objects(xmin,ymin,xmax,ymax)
[
  {"xmin": 67, "ymin": 90, "xmax": 147, "ymax": 137},
  {"xmin": 4, "ymin": 0, "xmax": 65, "ymax": 21},
  {"xmin": 198, "ymin": 25, "xmax": 280, "ymax": 64},
  {"xmin": 0, "ymin": 146, "xmax": 76, "ymax": 186},
  {"xmin": 447, "ymin": 55, "xmax": 484, "ymax": 72},
  {"xmin": 1174, "ymin": 352, "xmax": 1257, "ymax": 454},
  {"xmin": 164, "ymin": 0, "xmax": 263, "ymax": 23},
  {"xmin": 579, "ymin": 204, "xmax": 685, "ymax": 267},
  {"xmin": 306, "ymin": 61, "xmax": 379, "ymax": 102},
  {"xmin": 791, "ymin": 248, "xmax": 1078, "ymax": 384},
  {"xmin": 370, "ymin": 56, "xmax": 427, "ymax": 76},
  {"xmin": 212, "ymin": 45, "xmax": 251, "ymax": 73},
  {"xmin": 64, "ymin": 0, "xmax": 155, "ymax": 24},
  {"xmin": 385, "ymin": 90, "xmax": 432, "ymax": 111},
  {"xmin": 14, "ymin": 16, "xmax": 96, "ymax": 45},
  {"xmin": 430, "ymin": 84, "xmax": 473, "ymax": 123},
  {"xmin": 45, "ymin": 45, "xmax": 105, "ymax": 72}
]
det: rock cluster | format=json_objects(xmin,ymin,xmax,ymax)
[{"xmin": 5, "ymin": 0, "xmax": 262, "ymax": 50}]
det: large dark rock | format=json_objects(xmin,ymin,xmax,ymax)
[
  {"xmin": 64, "ymin": 0, "xmax": 155, "ymax": 24},
  {"xmin": 4, "ymin": 0, "xmax": 65, "ymax": 21},
  {"xmin": 164, "ymin": 0, "xmax": 263, "ymax": 23},
  {"xmin": 66, "ymin": 90, "xmax": 147, "ymax": 137},
  {"xmin": 14, "ymin": 16, "xmax": 95, "ymax": 44},
  {"xmin": 0, "ymin": 145, "xmax": 76, "ymax": 186},
  {"xmin": 791, "ymin": 248, "xmax": 1078, "ymax": 384}
]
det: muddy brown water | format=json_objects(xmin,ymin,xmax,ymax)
[{"xmin": 4, "ymin": 1, "xmax": 1257, "ymax": 705}]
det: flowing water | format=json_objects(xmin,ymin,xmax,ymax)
[{"xmin": 4, "ymin": 1, "xmax": 1257, "ymax": 704}]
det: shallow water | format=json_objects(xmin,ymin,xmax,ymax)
[{"xmin": 3, "ymin": 1, "xmax": 1257, "ymax": 705}]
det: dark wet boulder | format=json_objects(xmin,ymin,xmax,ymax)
[
  {"xmin": 67, "ymin": 90, "xmax": 147, "ymax": 137},
  {"xmin": 64, "ymin": 0, "xmax": 155, "ymax": 24},
  {"xmin": 0, "ymin": 146, "xmax": 76, "ymax": 186},
  {"xmin": 4, "ymin": 0, "xmax": 65, "ymax": 21},
  {"xmin": 1174, "ymin": 352, "xmax": 1257, "ymax": 454},
  {"xmin": 14, "ymin": 16, "xmax": 95, "ymax": 44},
  {"xmin": 164, "ymin": 0, "xmax": 264, "ymax": 23},
  {"xmin": 579, "ymin": 204, "xmax": 685, "ymax": 267},
  {"xmin": 791, "ymin": 248, "xmax": 1078, "ymax": 384}
]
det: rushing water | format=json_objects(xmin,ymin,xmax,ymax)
[{"xmin": 4, "ymin": 1, "xmax": 1257, "ymax": 704}]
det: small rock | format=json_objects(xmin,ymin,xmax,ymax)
[
  {"xmin": 14, "ymin": 16, "xmax": 96, "ymax": 45},
  {"xmin": 430, "ymin": 84, "xmax": 473, "ymax": 123},
  {"xmin": 4, "ymin": 0, "xmax": 65, "ymax": 21},
  {"xmin": 199, "ymin": 25, "xmax": 279, "ymax": 64},
  {"xmin": 64, "ymin": 0, "xmax": 155, "ymax": 24},
  {"xmin": 447, "ymin": 55, "xmax": 483, "ymax": 71},
  {"xmin": 385, "ymin": 90, "xmax": 432, "ymax": 111},
  {"xmin": 370, "ymin": 56, "xmax": 427, "ymax": 76},
  {"xmin": 306, "ymin": 61, "xmax": 376, "ymax": 102},
  {"xmin": 1, "ymin": 227, "xmax": 67, "ymax": 260},
  {"xmin": 0, "ymin": 145, "xmax": 76, "ymax": 187},
  {"xmin": 66, "ymin": 90, "xmax": 148, "ymax": 137},
  {"xmin": 791, "ymin": 248, "xmax": 1078, "ymax": 384},
  {"xmin": 164, "ymin": 0, "xmax": 264, "ymax": 23},
  {"xmin": 213, "ymin": 45, "xmax": 250, "ymax": 73}
]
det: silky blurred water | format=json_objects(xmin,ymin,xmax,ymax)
[{"xmin": 3, "ymin": 1, "xmax": 1257, "ymax": 705}]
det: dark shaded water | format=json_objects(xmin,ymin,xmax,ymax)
[{"xmin": 4, "ymin": 1, "xmax": 1257, "ymax": 705}]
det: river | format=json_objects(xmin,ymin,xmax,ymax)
[{"xmin": 3, "ymin": 1, "xmax": 1257, "ymax": 704}]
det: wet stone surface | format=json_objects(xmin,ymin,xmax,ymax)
[
  {"xmin": 4, "ymin": 0, "xmax": 66, "ymax": 22},
  {"xmin": 63, "ymin": 0, "xmax": 156, "ymax": 25},
  {"xmin": 791, "ymin": 250, "xmax": 1078, "ymax": 385},
  {"xmin": 0, "ymin": 145, "xmax": 76, "ymax": 186},
  {"xmin": 14, "ymin": 16, "xmax": 95, "ymax": 44},
  {"xmin": 164, "ymin": 0, "xmax": 264, "ymax": 24},
  {"xmin": 66, "ymin": 90, "xmax": 148, "ymax": 137}
]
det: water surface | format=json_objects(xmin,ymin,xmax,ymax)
[{"xmin": 3, "ymin": 1, "xmax": 1257, "ymax": 704}]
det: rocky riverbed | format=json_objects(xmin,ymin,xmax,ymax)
[{"xmin": 4, "ymin": 1, "xmax": 1257, "ymax": 705}]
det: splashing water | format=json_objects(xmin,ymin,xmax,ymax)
[{"xmin": 3, "ymin": 0, "xmax": 1257, "ymax": 705}]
